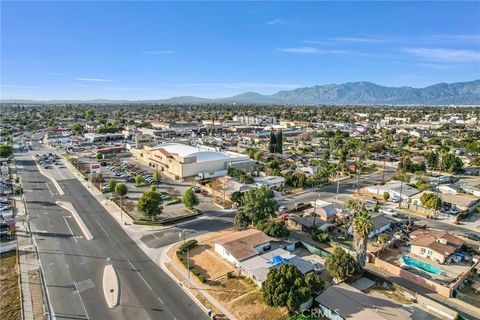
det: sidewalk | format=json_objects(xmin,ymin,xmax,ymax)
[
  {"xmin": 162, "ymin": 246, "xmax": 237, "ymax": 320},
  {"xmin": 15, "ymin": 195, "xmax": 48, "ymax": 320}
]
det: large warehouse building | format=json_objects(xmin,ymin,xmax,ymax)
[{"xmin": 132, "ymin": 143, "xmax": 254, "ymax": 181}]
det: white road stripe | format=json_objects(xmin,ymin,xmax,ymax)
[
  {"xmin": 46, "ymin": 183, "xmax": 54, "ymax": 196},
  {"xmin": 74, "ymin": 281, "xmax": 90, "ymax": 320},
  {"xmin": 95, "ymin": 219, "xmax": 110, "ymax": 238},
  {"xmin": 63, "ymin": 216, "xmax": 78, "ymax": 243},
  {"xmin": 128, "ymin": 259, "xmax": 153, "ymax": 290}
]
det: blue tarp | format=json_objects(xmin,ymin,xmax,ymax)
[{"xmin": 271, "ymin": 255, "xmax": 287, "ymax": 265}]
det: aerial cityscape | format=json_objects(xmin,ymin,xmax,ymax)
[{"xmin": 1, "ymin": 1, "xmax": 479, "ymax": 320}]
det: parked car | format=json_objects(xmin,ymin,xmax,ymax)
[
  {"xmin": 449, "ymin": 208, "xmax": 460, "ymax": 215},
  {"xmin": 381, "ymin": 208, "xmax": 398, "ymax": 217},
  {"xmin": 464, "ymin": 232, "xmax": 480, "ymax": 241}
]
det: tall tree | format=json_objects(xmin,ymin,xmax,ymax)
[
  {"xmin": 108, "ymin": 178, "xmax": 117, "ymax": 191},
  {"xmin": 352, "ymin": 210, "xmax": 373, "ymax": 269},
  {"xmin": 115, "ymin": 183, "xmax": 128, "ymax": 222},
  {"xmin": 182, "ymin": 188, "xmax": 199, "ymax": 209},
  {"xmin": 263, "ymin": 264, "xmax": 312, "ymax": 313},
  {"xmin": 276, "ymin": 130, "xmax": 283, "ymax": 154},
  {"xmin": 234, "ymin": 186, "xmax": 278, "ymax": 227},
  {"xmin": 269, "ymin": 130, "xmax": 277, "ymax": 153},
  {"xmin": 325, "ymin": 247, "xmax": 357, "ymax": 282},
  {"xmin": 136, "ymin": 186, "xmax": 163, "ymax": 223}
]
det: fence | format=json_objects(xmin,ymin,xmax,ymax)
[{"xmin": 371, "ymin": 257, "xmax": 452, "ymax": 297}]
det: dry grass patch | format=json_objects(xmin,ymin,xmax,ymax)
[
  {"xmin": 189, "ymin": 245, "xmax": 234, "ymax": 280},
  {"xmin": 0, "ymin": 250, "xmax": 21, "ymax": 320},
  {"xmin": 229, "ymin": 290, "xmax": 289, "ymax": 320},
  {"xmin": 208, "ymin": 276, "xmax": 253, "ymax": 302}
]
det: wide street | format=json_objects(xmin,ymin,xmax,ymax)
[{"xmin": 14, "ymin": 134, "xmax": 208, "ymax": 320}]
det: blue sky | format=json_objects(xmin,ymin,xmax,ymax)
[{"xmin": 1, "ymin": 1, "xmax": 479, "ymax": 100}]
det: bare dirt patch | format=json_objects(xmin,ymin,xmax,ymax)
[
  {"xmin": 0, "ymin": 250, "xmax": 21, "ymax": 320},
  {"xmin": 189, "ymin": 245, "xmax": 234, "ymax": 280}
]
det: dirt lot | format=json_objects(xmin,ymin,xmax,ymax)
[
  {"xmin": 167, "ymin": 231, "xmax": 289, "ymax": 320},
  {"xmin": 0, "ymin": 250, "xmax": 21, "ymax": 320},
  {"xmin": 189, "ymin": 245, "xmax": 233, "ymax": 280}
]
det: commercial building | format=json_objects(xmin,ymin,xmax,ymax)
[{"xmin": 132, "ymin": 143, "xmax": 254, "ymax": 181}]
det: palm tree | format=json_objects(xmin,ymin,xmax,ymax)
[{"xmin": 352, "ymin": 209, "xmax": 373, "ymax": 269}]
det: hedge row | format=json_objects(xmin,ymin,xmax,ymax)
[
  {"xmin": 175, "ymin": 240, "xmax": 207, "ymax": 283},
  {"xmin": 178, "ymin": 239, "xmax": 198, "ymax": 253}
]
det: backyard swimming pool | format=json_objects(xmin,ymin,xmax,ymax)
[{"xmin": 401, "ymin": 256, "xmax": 443, "ymax": 275}]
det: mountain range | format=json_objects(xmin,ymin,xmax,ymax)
[{"xmin": 2, "ymin": 80, "xmax": 479, "ymax": 105}]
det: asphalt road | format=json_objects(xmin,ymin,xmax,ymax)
[
  {"xmin": 141, "ymin": 210, "xmax": 235, "ymax": 249},
  {"xmin": 15, "ymin": 138, "xmax": 208, "ymax": 320}
]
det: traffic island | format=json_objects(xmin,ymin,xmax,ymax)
[{"xmin": 102, "ymin": 264, "xmax": 120, "ymax": 308}]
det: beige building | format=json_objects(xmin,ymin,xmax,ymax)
[
  {"xmin": 132, "ymin": 143, "xmax": 253, "ymax": 181},
  {"xmin": 409, "ymin": 229, "xmax": 464, "ymax": 264}
]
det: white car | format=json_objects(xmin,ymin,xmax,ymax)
[
  {"xmin": 391, "ymin": 196, "xmax": 400, "ymax": 203},
  {"xmin": 381, "ymin": 208, "xmax": 398, "ymax": 217}
]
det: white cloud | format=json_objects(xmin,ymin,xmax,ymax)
[
  {"xmin": 140, "ymin": 50, "xmax": 175, "ymax": 55},
  {"xmin": 265, "ymin": 18, "xmax": 290, "ymax": 25},
  {"xmin": 404, "ymin": 48, "xmax": 480, "ymax": 62},
  {"xmin": 330, "ymin": 37, "xmax": 387, "ymax": 43},
  {"xmin": 73, "ymin": 77, "xmax": 112, "ymax": 82},
  {"xmin": 278, "ymin": 47, "xmax": 347, "ymax": 54}
]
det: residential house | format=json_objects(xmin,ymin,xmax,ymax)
[
  {"xmin": 308, "ymin": 200, "xmax": 337, "ymax": 222},
  {"xmin": 409, "ymin": 229, "xmax": 464, "ymax": 264},
  {"xmin": 457, "ymin": 179, "xmax": 480, "ymax": 197},
  {"xmin": 214, "ymin": 229, "xmax": 272, "ymax": 266},
  {"xmin": 440, "ymin": 193, "xmax": 480, "ymax": 213},
  {"xmin": 240, "ymin": 248, "xmax": 315, "ymax": 287},
  {"xmin": 367, "ymin": 180, "xmax": 420, "ymax": 204},
  {"xmin": 438, "ymin": 184, "xmax": 460, "ymax": 195},
  {"xmin": 254, "ymin": 176, "xmax": 286, "ymax": 189},
  {"xmin": 315, "ymin": 282, "xmax": 412, "ymax": 320},
  {"xmin": 348, "ymin": 214, "xmax": 393, "ymax": 239}
]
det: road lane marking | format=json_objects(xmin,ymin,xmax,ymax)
[
  {"xmin": 56, "ymin": 201, "xmax": 94, "ymax": 240},
  {"xmin": 46, "ymin": 183, "xmax": 54, "ymax": 196},
  {"xmin": 74, "ymin": 281, "xmax": 90, "ymax": 320},
  {"xmin": 158, "ymin": 297, "xmax": 164, "ymax": 304},
  {"xmin": 128, "ymin": 259, "xmax": 153, "ymax": 290},
  {"xmin": 63, "ymin": 216, "xmax": 78, "ymax": 243},
  {"xmin": 95, "ymin": 219, "xmax": 110, "ymax": 238}
]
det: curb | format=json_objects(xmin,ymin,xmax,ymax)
[
  {"xmin": 33, "ymin": 157, "xmax": 65, "ymax": 195},
  {"xmin": 56, "ymin": 201, "xmax": 94, "ymax": 240}
]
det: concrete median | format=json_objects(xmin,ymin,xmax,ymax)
[
  {"xmin": 56, "ymin": 201, "xmax": 94, "ymax": 240},
  {"xmin": 103, "ymin": 264, "xmax": 120, "ymax": 308}
]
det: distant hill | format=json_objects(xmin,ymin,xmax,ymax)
[{"xmin": 2, "ymin": 80, "xmax": 479, "ymax": 105}]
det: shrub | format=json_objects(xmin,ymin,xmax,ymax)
[
  {"xmin": 312, "ymin": 230, "xmax": 330, "ymax": 243},
  {"xmin": 179, "ymin": 239, "xmax": 198, "ymax": 253},
  {"xmin": 226, "ymin": 271, "xmax": 234, "ymax": 279}
]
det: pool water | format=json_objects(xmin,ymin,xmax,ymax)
[{"xmin": 401, "ymin": 256, "xmax": 443, "ymax": 275}]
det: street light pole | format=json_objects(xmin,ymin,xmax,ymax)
[{"xmin": 180, "ymin": 230, "xmax": 190, "ymax": 288}]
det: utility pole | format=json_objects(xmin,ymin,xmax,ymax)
[
  {"xmin": 398, "ymin": 150, "xmax": 406, "ymax": 209},
  {"xmin": 382, "ymin": 155, "xmax": 387, "ymax": 184}
]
